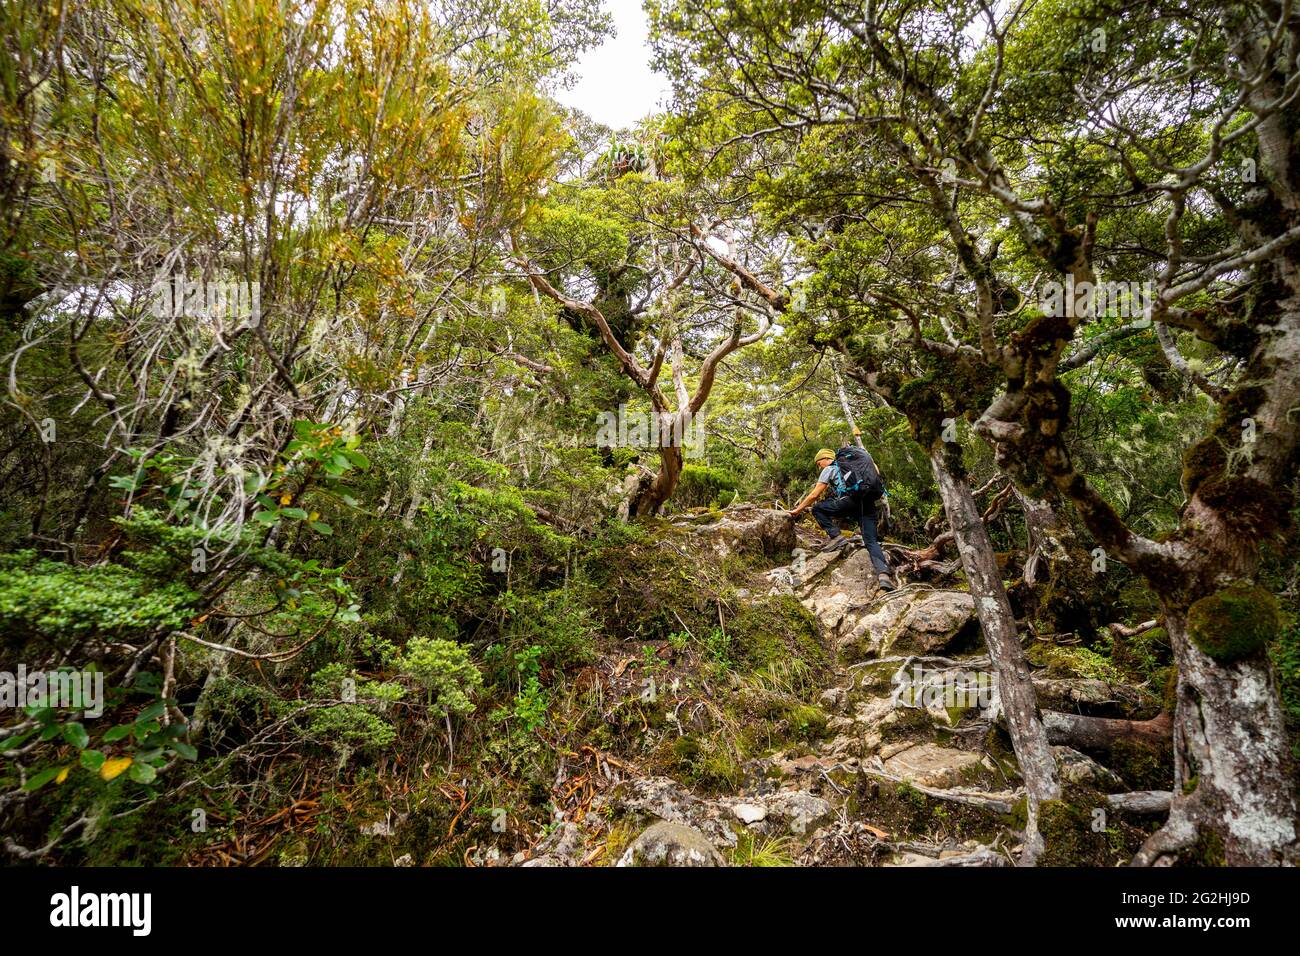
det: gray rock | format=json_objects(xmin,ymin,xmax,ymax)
[
  {"xmin": 881, "ymin": 742, "xmax": 988, "ymax": 788},
  {"xmin": 895, "ymin": 591, "xmax": 977, "ymax": 653},
  {"xmin": 612, "ymin": 776, "xmax": 737, "ymax": 847},
  {"xmin": 616, "ymin": 821, "xmax": 725, "ymax": 867},
  {"xmin": 360, "ymin": 819, "xmax": 395, "ymax": 838},
  {"xmin": 762, "ymin": 790, "xmax": 835, "ymax": 835},
  {"xmin": 683, "ymin": 506, "xmax": 796, "ymax": 560},
  {"xmin": 819, "ymin": 686, "xmax": 847, "ymax": 712},
  {"xmin": 1053, "ymin": 745, "xmax": 1126, "ymax": 790},
  {"xmin": 532, "ymin": 821, "xmax": 585, "ymax": 863},
  {"xmin": 1033, "ymin": 677, "xmax": 1149, "ymax": 716},
  {"xmin": 800, "ymin": 550, "xmax": 877, "ymax": 638}
]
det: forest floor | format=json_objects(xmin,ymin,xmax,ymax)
[
  {"xmin": 177, "ymin": 503, "xmax": 1171, "ymax": 868},
  {"xmin": 499, "ymin": 505, "xmax": 1169, "ymax": 867}
]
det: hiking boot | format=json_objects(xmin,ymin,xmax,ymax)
[
  {"xmin": 820, "ymin": 535, "xmax": 849, "ymax": 553},
  {"xmin": 877, "ymin": 572, "xmax": 896, "ymax": 591}
]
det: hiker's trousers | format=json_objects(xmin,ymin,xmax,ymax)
[{"xmin": 812, "ymin": 494, "xmax": 890, "ymax": 575}]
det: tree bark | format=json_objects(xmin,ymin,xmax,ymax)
[
  {"xmin": 1043, "ymin": 710, "xmax": 1171, "ymax": 751},
  {"xmin": 929, "ymin": 444, "xmax": 1061, "ymax": 834},
  {"xmin": 629, "ymin": 432, "xmax": 684, "ymax": 517},
  {"xmin": 832, "ymin": 359, "xmax": 866, "ymax": 449}
]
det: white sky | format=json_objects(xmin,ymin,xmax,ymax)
[{"xmin": 554, "ymin": 0, "xmax": 672, "ymax": 130}]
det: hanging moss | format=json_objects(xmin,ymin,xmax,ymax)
[
  {"xmin": 1186, "ymin": 584, "xmax": 1279, "ymax": 662},
  {"xmin": 1181, "ymin": 386, "xmax": 1267, "ymax": 497},
  {"xmin": 893, "ymin": 376, "xmax": 946, "ymax": 448}
]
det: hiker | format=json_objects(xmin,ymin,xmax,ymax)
[{"xmin": 788, "ymin": 447, "xmax": 895, "ymax": 591}]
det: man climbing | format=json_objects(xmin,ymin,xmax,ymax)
[{"xmin": 788, "ymin": 447, "xmax": 896, "ymax": 591}]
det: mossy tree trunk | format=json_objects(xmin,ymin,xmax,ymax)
[
  {"xmin": 1014, "ymin": 487, "xmax": 1099, "ymax": 636},
  {"xmin": 931, "ymin": 442, "xmax": 1061, "ymax": 862}
]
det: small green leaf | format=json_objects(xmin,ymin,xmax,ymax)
[
  {"xmin": 135, "ymin": 700, "xmax": 166, "ymax": 723},
  {"xmin": 172, "ymin": 742, "xmax": 198, "ymax": 761},
  {"xmin": 61, "ymin": 722, "xmax": 89, "ymax": 749},
  {"xmin": 102, "ymin": 724, "xmax": 134, "ymax": 742},
  {"xmin": 24, "ymin": 766, "xmax": 62, "ymax": 791},
  {"xmin": 128, "ymin": 761, "xmax": 158, "ymax": 784},
  {"xmin": 80, "ymin": 749, "xmax": 106, "ymax": 772},
  {"xmin": 309, "ymin": 521, "xmax": 333, "ymax": 535},
  {"xmin": 0, "ymin": 727, "xmax": 38, "ymax": 751}
]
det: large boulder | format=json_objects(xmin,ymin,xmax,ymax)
[
  {"xmin": 676, "ymin": 505, "xmax": 796, "ymax": 559},
  {"xmin": 800, "ymin": 549, "xmax": 878, "ymax": 639},
  {"xmin": 839, "ymin": 590, "xmax": 978, "ymax": 661},
  {"xmin": 616, "ymin": 821, "xmax": 725, "ymax": 867},
  {"xmin": 896, "ymin": 591, "xmax": 978, "ymax": 653}
]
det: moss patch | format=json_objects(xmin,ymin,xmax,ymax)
[
  {"xmin": 729, "ymin": 595, "xmax": 826, "ymax": 673},
  {"xmin": 1186, "ymin": 584, "xmax": 1279, "ymax": 662},
  {"xmin": 855, "ymin": 777, "xmax": 1007, "ymax": 845}
]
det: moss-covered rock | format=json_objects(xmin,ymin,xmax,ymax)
[
  {"xmin": 730, "ymin": 595, "xmax": 826, "ymax": 672},
  {"xmin": 1186, "ymin": 584, "xmax": 1279, "ymax": 662}
]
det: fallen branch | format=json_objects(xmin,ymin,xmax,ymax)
[
  {"xmin": 1106, "ymin": 791, "xmax": 1173, "ymax": 815},
  {"xmin": 1042, "ymin": 710, "xmax": 1172, "ymax": 750}
]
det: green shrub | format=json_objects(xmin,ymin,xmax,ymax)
[
  {"xmin": 0, "ymin": 550, "xmax": 199, "ymax": 648},
  {"xmin": 672, "ymin": 464, "xmax": 739, "ymax": 510},
  {"xmin": 398, "ymin": 637, "xmax": 483, "ymax": 717}
]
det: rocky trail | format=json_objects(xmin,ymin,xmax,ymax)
[{"xmin": 508, "ymin": 506, "xmax": 1155, "ymax": 868}]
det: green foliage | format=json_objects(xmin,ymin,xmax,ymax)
[
  {"xmin": 0, "ymin": 550, "xmax": 199, "ymax": 647},
  {"xmin": 493, "ymin": 589, "xmax": 598, "ymax": 673},
  {"xmin": 398, "ymin": 637, "xmax": 483, "ymax": 717},
  {"xmin": 672, "ymin": 464, "xmax": 738, "ymax": 510},
  {"xmin": 304, "ymin": 664, "xmax": 405, "ymax": 762},
  {"xmin": 489, "ymin": 644, "xmax": 550, "ymax": 735},
  {"xmin": 1270, "ymin": 620, "xmax": 1300, "ymax": 729}
]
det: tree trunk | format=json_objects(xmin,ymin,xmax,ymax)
[
  {"xmin": 930, "ymin": 444, "xmax": 1061, "ymax": 852},
  {"xmin": 629, "ymin": 426, "xmax": 685, "ymax": 517},
  {"xmin": 832, "ymin": 359, "xmax": 866, "ymax": 449},
  {"xmin": 1132, "ymin": 608, "xmax": 1297, "ymax": 865},
  {"xmin": 1013, "ymin": 487, "xmax": 1098, "ymax": 636}
]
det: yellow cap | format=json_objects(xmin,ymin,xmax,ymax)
[{"xmin": 815, "ymin": 448, "xmax": 835, "ymax": 464}]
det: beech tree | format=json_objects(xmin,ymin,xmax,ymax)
[{"xmin": 514, "ymin": 165, "xmax": 773, "ymax": 514}]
